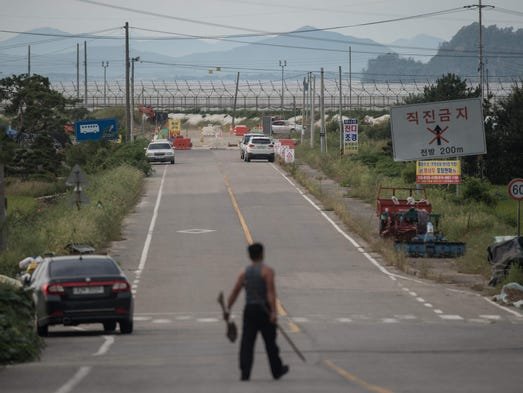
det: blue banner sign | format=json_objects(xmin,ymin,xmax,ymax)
[{"xmin": 75, "ymin": 118, "xmax": 118, "ymax": 142}]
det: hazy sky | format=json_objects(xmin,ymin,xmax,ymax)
[{"xmin": 0, "ymin": 0, "xmax": 522, "ymax": 45}]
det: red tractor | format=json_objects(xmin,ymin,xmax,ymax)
[
  {"xmin": 376, "ymin": 186, "xmax": 432, "ymax": 242},
  {"xmin": 376, "ymin": 185, "xmax": 465, "ymax": 257}
]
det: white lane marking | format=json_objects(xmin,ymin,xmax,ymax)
[
  {"xmin": 177, "ymin": 228, "xmax": 216, "ymax": 234},
  {"xmin": 152, "ymin": 319, "xmax": 172, "ymax": 324},
  {"xmin": 479, "ymin": 314, "xmax": 501, "ymax": 320},
  {"xmin": 416, "ymin": 297, "xmax": 425, "ymax": 303},
  {"xmin": 382, "ymin": 318, "xmax": 400, "ymax": 323},
  {"xmin": 439, "ymin": 315, "xmax": 464, "ymax": 320},
  {"xmin": 424, "ymin": 303, "xmax": 433, "ymax": 308},
  {"xmin": 469, "ymin": 318, "xmax": 491, "ymax": 324},
  {"xmin": 196, "ymin": 318, "xmax": 220, "ymax": 323},
  {"xmin": 54, "ymin": 366, "xmax": 91, "ymax": 393},
  {"xmin": 409, "ymin": 292, "xmax": 417, "ymax": 297},
  {"xmin": 92, "ymin": 336, "xmax": 115, "ymax": 357},
  {"xmin": 133, "ymin": 316, "xmax": 152, "ymax": 321},
  {"xmin": 337, "ymin": 318, "xmax": 353, "ymax": 323},
  {"xmin": 291, "ymin": 317, "xmax": 309, "ymax": 323},
  {"xmin": 434, "ymin": 309, "xmax": 443, "ymax": 314},
  {"xmin": 137, "ymin": 165, "xmax": 168, "ymax": 275}
]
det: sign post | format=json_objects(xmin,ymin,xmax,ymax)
[
  {"xmin": 66, "ymin": 164, "xmax": 90, "ymax": 210},
  {"xmin": 508, "ymin": 178, "xmax": 523, "ymax": 236}
]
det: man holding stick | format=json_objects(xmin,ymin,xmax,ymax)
[{"xmin": 226, "ymin": 242, "xmax": 289, "ymax": 381}]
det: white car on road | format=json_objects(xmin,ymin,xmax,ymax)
[
  {"xmin": 145, "ymin": 140, "xmax": 175, "ymax": 164},
  {"xmin": 243, "ymin": 136, "xmax": 275, "ymax": 162},
  {"xmin": 239, "ymin": 132, "xmax": 265, "ymax": 159}
]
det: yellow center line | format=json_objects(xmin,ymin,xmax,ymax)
[
  {"xmin": 223, "ymin": 174, "xmax": 300, "ymax": 333},
  {"xmin": 324, "ymin": 359, "xmax": 395, "ymax": 393}
]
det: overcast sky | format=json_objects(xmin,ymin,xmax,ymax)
[{"xmin": 0, "ymin": 0, "xmax": 522, "ymax": 45}]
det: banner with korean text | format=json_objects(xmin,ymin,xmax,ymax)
[
  {"xmin": 416, "ymin": 160, "xmax": 461, "ymax": 184},
  {"xmin": 343, "ymin": 118, "xmax": 358, "ymax": 154}
]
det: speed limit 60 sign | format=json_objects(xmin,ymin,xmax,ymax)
[{"xmin": 508, "ymin": 178, "xmax": 523, "ymax": 200}]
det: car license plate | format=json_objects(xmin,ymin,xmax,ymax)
[{"xmin": 73, "ymin": 286, "xmax": 104, "ymax": 295}]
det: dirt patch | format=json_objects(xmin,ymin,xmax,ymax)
[{"xmin": 289, "ymin": 162, "xmax": 489, "ymax": 293}]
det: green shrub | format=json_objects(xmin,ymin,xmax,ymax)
[
  {"xmin": 461, "ymin": 177, "xmax": 496, "ymax": 206},
  {"xmin": 65, "ymin": 140, "xmax": 151, "ymax": 176},
  {"xmin": 0, "ymin": 283, "xmax": 44, "ymax": 364}
]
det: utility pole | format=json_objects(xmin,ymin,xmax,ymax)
[
  {"xmin": 279, "ymin": 60, "xmax": 287, "ymax": 119},
  {"xmin": 232, "ymin": 72, "xmax": 240, "ymax": 131},
  {"xmin": 102, "ymin": 61, "xmax": 109, "ymax": 106},
  {"xmin": 320, "ymin": 68, "xmax": 326, "ymax": 154},
  {"xmin": 338, "ymin": 66, "xmax": 343, "ymax": 157},
  {"xmin": 479, "ymin": 0, "xmax": 484, "ymax": 102},
  {"xmin": 302, "ymin": 76, "xmax": 307, "ymax": 145},
  {"xmin": 131, "ymin": 57, "xmax": 140, "ymax": 141},
  {"xmin": 125, "ymin": 22, "xmax": 131, "ymax": 143},
  {"xmin": 464, "ymin": 1, "xmax": 494, "ymax": 102},
  {"xmin": 349, "ymin": 46, "xmax": 352, "ymax": 115},
  {"xmin": 310, "ymin": 73, "xmax": 315, "ymax": 148},
  {"xmin": 84, "ymin": 41, "xmax": 88, "ymax": 107},
  {"xmin": 27, "ymin": 45, "xmax": 31, "ymax": 75},
  {"xmin": 76, "ymin": 43, "xmax": 80, "ymax": 100}
]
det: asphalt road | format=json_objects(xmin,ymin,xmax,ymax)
[{"xmin": 2, "ymin": 149, "xmax": 522, "ymax": 393}]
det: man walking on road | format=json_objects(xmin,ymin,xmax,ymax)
[{"xmin": 227, "ymin": 242, "xmax": 289, "ymax": 381}]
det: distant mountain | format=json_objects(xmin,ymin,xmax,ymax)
[
  {"xmin": 0, "ymin": 26, "xmax": 391, "ymax": 81},
  {"xmin": 362, "ymin": 23, "xmax": 523, "ymax": 82},
  {"xmin": 165, "ymin": 26, "xmax": 391, "ymax": 80},
  {"xmin": 389, "ymin": 34, "xmax": 444, "ymax": 63}
]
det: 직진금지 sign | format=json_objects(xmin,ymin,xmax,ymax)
[{"xmin": 390, "ymin": 98, "xmax": 485, "ymax": 161}]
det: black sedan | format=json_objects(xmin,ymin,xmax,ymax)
[{"xmin": 28, "ymin": 255, "xmax": 134, "ymax": 336}]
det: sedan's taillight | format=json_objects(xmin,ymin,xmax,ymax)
[
  {"xmin": 112, "ymin": 281, "xmax": 130, "ymax": 293},
  {"xmin": 248, "ymin": 144, "xmax": 255, "ymax": 147},
  {"xmin": 268, "ymin": 144, "xmax": 274, "ymax": 147},
  {"xmin": 43, "ymin": 283, "xmax": 65, "ymax": 295}
]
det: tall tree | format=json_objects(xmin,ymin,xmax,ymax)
[
  {"xmin": 404, "ymin": 73, "xmax": 479, "ymax": 104},
  {"xmin": 484, "ymin": 83, "xmax": 523, "ymax": 183},
  {"xmin": 0, "ymin": 73, "xmax": 79, "ymax": 135}
]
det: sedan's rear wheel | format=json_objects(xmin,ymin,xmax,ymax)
[
  {"xmin": 103, "ymin": 321, "xmax": 117, "ymax": 332},
  {"xmin": 120, "ymin": 318, "xmax": 133, "ymax": 334}
]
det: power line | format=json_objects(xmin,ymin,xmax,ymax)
[{"xmin": 77, "ymin": 0, "xmax": 468, "ymax": 36}]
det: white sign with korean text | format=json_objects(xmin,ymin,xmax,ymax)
[{"xmin": 390, "ymin": 98, "xmax": 486, "ymax": 161}]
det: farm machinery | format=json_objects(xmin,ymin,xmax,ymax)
[{"xmin": 376, "ymin": 186, "xmax": 465, "ymax": 258}]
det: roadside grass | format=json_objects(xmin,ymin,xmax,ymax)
[
  {"xmin": 292, "ymin": 137, "xmax": 519, "ymax": 283},
  {"xmin": 0, "ymin": 164, "xmax": 144, "ymax": 277}
]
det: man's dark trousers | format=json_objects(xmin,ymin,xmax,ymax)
[{"xmin": 240, "ymin": 304, "xmax": 284, "ymax": 379}]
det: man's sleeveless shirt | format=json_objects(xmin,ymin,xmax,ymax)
[{"xmin": 244, "ymin": 264, "xmax": 267, "ymax": 305}]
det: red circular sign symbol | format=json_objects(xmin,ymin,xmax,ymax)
[{"xmin": 508, "ymin": 178, "xmax": 523, "ymax": 200}]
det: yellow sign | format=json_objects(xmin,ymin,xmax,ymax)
[
  {"xmin": 416, "ymin": 160, "xmax": 461, "ymax": 184},
  {"xmin": 168, "ymin": 119, "xmax": 181, "ymax": 138}
]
